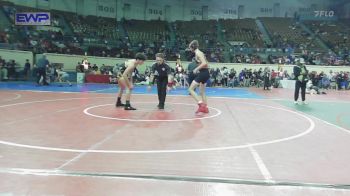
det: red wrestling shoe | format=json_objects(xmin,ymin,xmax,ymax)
[{"xmin": 202, "ymin": 104, "xmax": 209, "ymax": 113}]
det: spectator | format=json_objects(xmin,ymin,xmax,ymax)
[
  {"xmin": 0, "ymin": 61, "xmax": 8, "ymax": 81},
  {"xmin": 263, "ymin": 67, "xmax": 271, "ymax": 90},
  {"xmin": 221, "ymin": 67, "xmax": 229, "ymax": 87},
  {"xmin": 56, "ymin": 67, "xmax": 72, "ymax": 86},
  {"xmin": 23, "ymin": 59, "xmax": 31, "ymax": 80},
  {"xmin": 7, "ymin": 60, "xmax": 19, "ymax": 80},
  {"xmin": 76, "ymin": 62, "xmax": 84, "ymax": 73}
]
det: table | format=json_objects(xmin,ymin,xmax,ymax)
[
  {"xmin": 76, "ymin": 73, "xmax": 85, "ymax": 83},
  {"xmin": 85, "ymin": 74, "xmax": 110, "ymax": 83},
  {"xmin": 280, "ymin": 79, "xmax": 296, "ymax": 89}
]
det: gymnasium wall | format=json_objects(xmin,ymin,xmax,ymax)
[
  {"xmin": 0, "ymin": 49, "xmax": 33, "ymax": 67},
  {"xmin": 344, "ymin": 2, "xmax": 350, "ymax": 18},
  {"xmin": 1, "ymin": 50, "xmax": 348, "ymax": 74}
]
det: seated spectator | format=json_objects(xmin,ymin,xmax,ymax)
[
  {"xmin": 321, "ymin": 75, "xmax": 331, "ymax": 89},
  {"xmin": 56, "ymin": 67, "xmax": 72, "ymax": 86},
  {"xmin": 76, "ymin": 62, "xmax": 84, "ymax": 73},
  {"xmin": 306, "ymin": 80, "xmax": 326, "ymax": 95}
]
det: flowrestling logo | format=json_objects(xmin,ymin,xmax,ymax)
[
  {"xmin": 15, "ymin": 12, "xmax": 51, "ymax": 25},
  {"xmin": 314, "ymin": 11, "xmax": 335, "ymax": 18}
]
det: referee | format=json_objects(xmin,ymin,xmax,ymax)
[
  {"xmin": 293, "ymin": 58, "xmax": 309, "ymax": 104},
  {"xmin": 36, "ymin": 55, "xmax": 49, "ymax": 86},
  {"xmin": 148, "ymin": 53, "xmax": 173, "ymax": 110}
]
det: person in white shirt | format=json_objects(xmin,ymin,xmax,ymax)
[{"xmin": 56, "ymin": 67, "xmax": 72, "ymax": 86}]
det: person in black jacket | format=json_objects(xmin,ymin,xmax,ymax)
[
  {"xmin": 263, "ymin": 67, "xmax": 271, "ymax": 90},
  {"xmin": 36, "ymin": 55, "xmax": 49, "ymax": 85},
  {"xmin": 148, "ymin": 53, "xmax": 173, "ymax": 109},
  {"xmin": 293, "ymin": 58, "xmax": 309, "ymax": 104},
  {"xmin": 23, "ymin": 59, "xmax": 31, "ymax": 80}
]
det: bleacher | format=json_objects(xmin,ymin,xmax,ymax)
[
  {"xmin": 66, "ymin": 14, "xmax": 120, "ymax": 41},
  {"xmin": 220, "ymin": 19, "xmax": 264, "ymax": 48},
  {"xmin": 305, "ymin": 20, "xmax": 350, "ymax": 54},
  {"xmin": 0, "ymin": 1, "xmax": 349, "ymax": 65},
  {"xmin": 123, "ymin": 19, "xmax": 169, "ymax": 45},
  {"xmin": 260, "ymin": 17, "xmax": 324, "ymax": 52},
  {"xmin": 174, "ymin": 20, "xmax": 218, "ymax": 50}
]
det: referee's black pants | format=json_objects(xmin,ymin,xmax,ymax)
[
  {"xmin": 37, "ymin": 67, "xmax": 48, "ymax": 85},
  {"xmin": 157, "ymin": 76, "xmax": 168, "ymax": 106},
  {"xmin": 294, "ymin": 80, "xmax": 307, "ymax": 101}
]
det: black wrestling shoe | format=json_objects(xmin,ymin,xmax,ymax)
[
  {"xmin": 158, "ymin": 104, "xmax": 164, "ymax": 110},
  {"xmin": 116, "ymin": 101, "xmax": 125, "ymax": 107},
  {"xmin": 124, "ymin": 105, "xmax": 136, "ymax": 110}
]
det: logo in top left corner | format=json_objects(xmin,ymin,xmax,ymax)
[{"xmin": 15, "ymin": 12, "xmax": 51, "ymax": 26}]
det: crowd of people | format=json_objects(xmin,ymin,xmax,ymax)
[
  {"xmin": 0, "ymin": 56, "xmax": 21, "ymax": 81},
  {"xmin": 1, "ymin": 2, "xmax": 350, "ymax": 92},
  {"xmin": 1, "ymin": 3, "xmax": 350, "ymax": 66},
  {"xmin": 0, "ymin": 55, "xmax": 73, "ymax": 86},
  {"xmin": 230, "ymin": 53, "xmax": 262, "ymax": 64},
  {"xmin": 1, "ymin": 52, "xmax": 349, "ymax": 93},
  {"xmin": 72, "ymin": 56, "xmax": 349, "ymax": 91}
]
